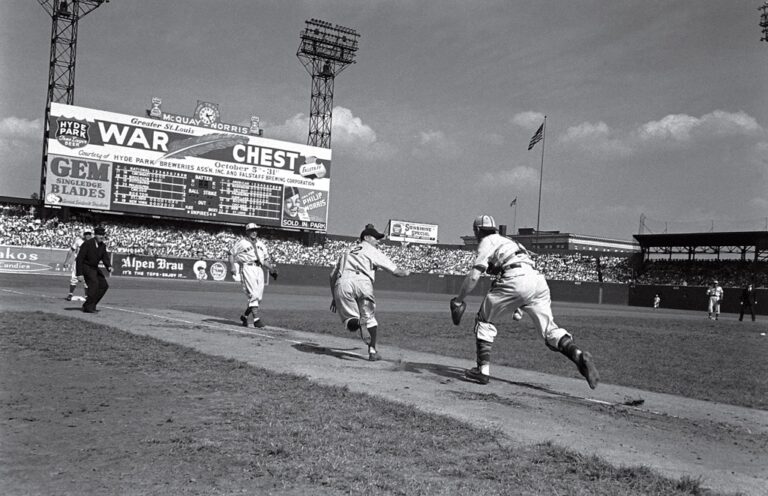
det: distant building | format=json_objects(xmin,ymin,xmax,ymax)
[{"xmin": 462, "ymin": 226, "xmax": 639, "ymax": 255}]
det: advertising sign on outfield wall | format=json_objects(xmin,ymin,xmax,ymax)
[
  {"xmin": 0, "ymin": 245, "xmax": 70, "ymax": 274},
  {"xmin": 112, "ymin": 254, "xmax": 238, "ymax": 281},
  {"xmin": 45, "ymin": 103, "xmax": 331, "ymax": 232},
  {"xmin": 387, "ymin": 220, "xmax": 439, "ymax": 245}
]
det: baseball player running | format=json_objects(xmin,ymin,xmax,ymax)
[
  {"xmin": 229, "ymin": 223, "xmax": 278, "ymax": 328},
  {"xmin": 329, "ymin": 224, "xmax": 410, "ymax": 361},
  {"xmin": 452, "ymin": 215, "xmax": 599, "ymax": 389},
  {"xmin": 707, "ymin": 280, "xmax": 724, "ymax": 320},
  {"xmin": 63, "ymin": 229, "xmax": 92, "ymax": 301}
]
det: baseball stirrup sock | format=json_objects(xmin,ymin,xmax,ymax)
[
  {"xmin": 476, "ymin": 339, "xmax": 492, "ymax": 367},
  {"xmin": 368, "ymin": 326, "xmax": 378, "ymax": 349},
  {"xmin": 557, "ymin": 336, "xmax": 581, "ymax": 363}
]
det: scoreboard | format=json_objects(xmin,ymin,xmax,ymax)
[{"xmin": 44, "ymin": 103, "xmax": 331, "ymax": 231}]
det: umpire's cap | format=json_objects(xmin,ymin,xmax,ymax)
[
  {"xmin": 360, "ymin": 225, "xmax": 385, "ymax": 241},
  {"xmin": 94, "ymin": 226, "xmax": 106, "ymax": 235},
  {"xmin": 245, "ymin": 222, "xmax": 260, "ymax": 232}
]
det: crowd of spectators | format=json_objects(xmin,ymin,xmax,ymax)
[
  {"xmin": 0, "ymin": 211, "xmax": 646, "ymax": 284},
  {"xmin": 636, "ymin": 260, "xmax": 768, "ymax": 288}
]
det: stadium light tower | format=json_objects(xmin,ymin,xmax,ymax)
[
  {"xmin": 37, "ymin": 0, "xmax": 108, "ymax": 206},
  {"xmin": 760, "ymin": 2, "xmax": 768, "ymax": 42},
  {"xmin": 297, "ymin": 19, "xmax": 360, "ymax": 149}
]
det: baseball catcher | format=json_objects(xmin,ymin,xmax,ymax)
[{"xmin": 452, "ymin": 214, "xmax": 599, "ymax": 389}]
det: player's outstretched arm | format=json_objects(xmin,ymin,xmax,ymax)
[{"xmin": 455, "ymin": 267, "xmax": 483, "ymax": 303}]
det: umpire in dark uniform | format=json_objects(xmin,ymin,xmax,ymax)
[
  {"xmin": 739, "ymin": 283, "xmax": 757, "ymax": 322},
  {"xmin": 76, "ymin": 226, "xmax": 113, "ymax": 313}
]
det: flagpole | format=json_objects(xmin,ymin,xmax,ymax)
[
  {"xmin": 513, "ymin": 202, "xmax": 517, "ymax": 234},
  {"xmin": 535, "ymin": 116, "xmax": 547, "ymax": 247}
]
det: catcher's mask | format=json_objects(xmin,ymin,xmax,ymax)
[{"xmin": 473, "ymin": 215, "xmax": 498, "ymax": 237}]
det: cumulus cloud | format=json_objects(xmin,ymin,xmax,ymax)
[
  {"xmin": 557, "ymin": 110, "xmax": 765, "ymax": 158},
  {"xmin": 560, "ymin": 120, "xmax": 634, "ymax": 157},
  {"xmin": 476, "ymin": 166, "xmax": 539, "ymax": 188},
  {"xmin": 413, "ymin": 129, "xmax": 460, "ymax": 159},
  {"xmin": 266, "ymin": 106, "xmax": 393, "ymax": 160},
  {"xmin": 511, "ymin": 111, "xmax": 545, "ymax": 129},
  {"xmin": 0, "ymin": 116, "xmax": 42, "ymax": 145},
  {"xmin": 0, "ymin": 116, "xmax": 44, "ymax": 198},
  {"xmin": 639, "ymin": 110, "xmax": 762, "ymax": 142}
]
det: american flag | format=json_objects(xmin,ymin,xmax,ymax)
[
  {"xmin": 528, "ymin": 123, "xmax": 544, "ymax": 150},
  {"xmin": 510, "ymin": 198, "xmax": 517, "ymax": 206}
]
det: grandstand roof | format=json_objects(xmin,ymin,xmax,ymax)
[
  {"xmin": 634, "ymin": 231, "xmax": 768, "ymax": 262},
  {"xmin": 634, "ymin": 231, "xmax": 768, "ymax": 249}
]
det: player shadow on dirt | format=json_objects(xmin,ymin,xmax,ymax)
[
  {"xmin": 397, "ymin": 360, "xmax": 566, "ymax": 393},
  {"xmin": 292, "ymin": 342, "xmax": 367, "ymax": 361},
  {"xmin": 202, "ymin": 318, "xmax": 249, "ymax": 327}
]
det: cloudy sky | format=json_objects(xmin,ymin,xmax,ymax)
[{"xmin": 1, "ymin": 0, "xmax": 767, "ymax": 243}]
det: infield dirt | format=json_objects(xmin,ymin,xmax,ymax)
[{"xmin": 1, "ymin": 274, "xmax": 767, "ymax": 495}]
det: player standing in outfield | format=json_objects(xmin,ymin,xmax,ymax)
[
  {"xmin": 75, "ymin": 226, "xmax": 113, "ymax": 313},
  {"xmin": 653, "ymin": 293, "xmax": 661, "ymax": 310},
  {"xmin": 329, "ymin": 225, "xmax": 411, "ymax": 361},
  {"xmin": 229, "ymin": 223, "xmax": 278, "ymax": 328},
  {"xmin": 63, "ymin": 230, "xmax": 92, "ymax": 301},
  {"xmin": 707, "ymin": 280, "xmax": 724, "ymax": 320},
  {"xmin": 452, "ymin": 215, "xmax": 599, "ymax": 389}
]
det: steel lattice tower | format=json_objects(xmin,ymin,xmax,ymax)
[
  {"xmin": 37, "ymin": 0, "xmax": 107, "ymax": 204},
  {"xmin": 760, "ymin": 2, "xmax": 768, "ymax": 42},
  {"xmin": 297, "ymin": 19, "xmax": 359, "ymax": 149}
]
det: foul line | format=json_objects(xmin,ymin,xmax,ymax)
[{"xmin": 1, "ymin": 287, "xmax": 662, "ymax": 414}]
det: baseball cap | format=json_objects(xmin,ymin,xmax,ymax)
[
  {"xmin": 245, "ymin": 222, "xmax": 260, "ymax": 231},
  {"xmin": 360, "ymin": 226, "xmax": 385, "ymax": 240},
  {"xmin": 94, "ymin": 226, "xmax": 106, "ymax": 235},
  {"xmin": 83, "ymin": 230, "xmax": 92, "ymax": 235}
]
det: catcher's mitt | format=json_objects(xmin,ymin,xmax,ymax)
[
  {"xmin": 269, "ymin": 268, "xmax": 279, "ymax": 281},
  {"xmin": 450, "ymin": 297, "xmax": 466, "ymax": 326}
]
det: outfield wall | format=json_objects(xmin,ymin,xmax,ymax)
[
  {"xmin": 627, "ymin": 284, "xmax": 768, "ymax": 316},
  {"xmin": 261, "ymin": 263, "xmax": 631, "ymax": 304},
  {"xmin": 8, "ymin": 247, "xmax": 763, "ymax": 314}
]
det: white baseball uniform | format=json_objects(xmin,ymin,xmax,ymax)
[
  {"xmin": 230, "ymin": 237, "xmax": 269, "ymax": 307},
  {"xmin": 473, "ymin": 233, "xmax": 570, "ymax": 350},
  {"xmin": 330, "ymin": 241, "xmax": 399, "ymax": 330},
  {"xmin": 68, "ymin": 237, "xmax": 85, "ymax": 286},
  {"xmin": 707, "ymin": 285, "xmax": 724, "ymax": 316}
]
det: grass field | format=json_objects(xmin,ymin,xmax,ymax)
[
  {"xmin": 183, "ymin": 303, "xmax": 768, "ymax": 410},
  {"xmin": 1, "ymin": 312, "xmax": 730, "ymax": 496}
]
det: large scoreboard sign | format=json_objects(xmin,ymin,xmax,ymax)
[{"xmin": 44, "ymin": 103, "xmax": 331, "ymax": 231}]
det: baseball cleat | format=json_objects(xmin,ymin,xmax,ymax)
[
  {"xmin": 368, "ymin": 352, "xmax": 381, "ymax": 361},
  {"xmin": 253, "ymin": 318, "xmax": 265, "ymax": 328},
  {"xmin": 65, "ymin": 295, "xmax": 73, "ymax": 301},
  {"xmin": 577, "ymin": 351, "xmax": 599, "ymax": 389},
  {"xmin": 240, "ymin": 315, "xmax": 248, "ymax": 327},
  {"xmin": 464, "ymin": 367, "xmax": 490, "ymax": 385}
]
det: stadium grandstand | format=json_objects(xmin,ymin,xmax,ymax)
[{"xmin": 4, "ymin": 200, "xmax": 768, "ymax": 288}]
